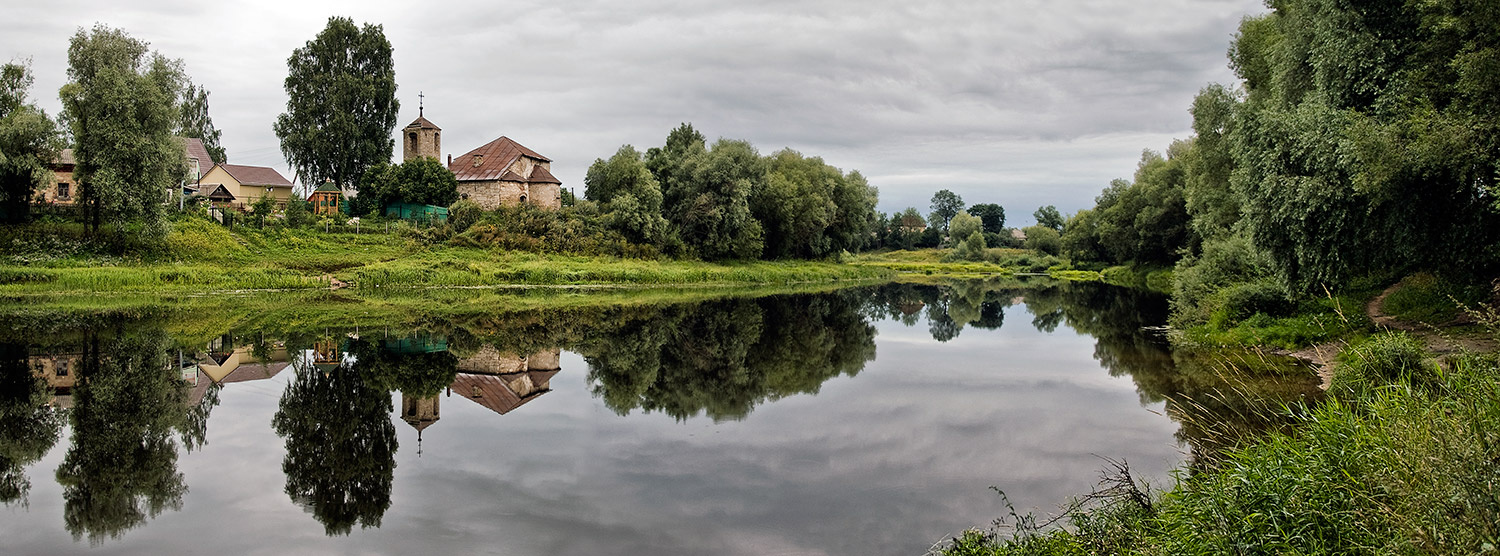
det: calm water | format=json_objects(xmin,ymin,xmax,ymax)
[{"xmin": 0, "ymin": 280, "xmax": 1319, "ymax": 555}]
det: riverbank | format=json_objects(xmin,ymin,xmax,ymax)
[
  {"xmin": 0, "ymin": 218, "xmax": 892, "ymax": 294},
  {"xmin": 938, "ymin": 299, "xmax": 1500, "ymax": 555}
]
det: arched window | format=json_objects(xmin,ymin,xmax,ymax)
[{"xmin": 519, "ymin": 195, "xmax": 527, "ymax": 204}]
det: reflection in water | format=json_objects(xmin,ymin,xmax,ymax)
[
  {"xmin": 866, "ymin": 279, "xmax": 1323, "ymax": 465},
  {"xmin": 583, "ymin": 291, "xmax": 877, "ymax": 422},
  {"xmin": 54, "ymin": 330, "xmax": 191, "ymax": 545},
  {"xmin": 273, "ymin": 348, "xmax": 397, "ymax": 536},
  {"xmin": 0, "ymin": 343, "xmax": 64, "ymax": 506}
]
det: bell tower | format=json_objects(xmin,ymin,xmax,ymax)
[{"xmin": 402, "ymin": 91, "xmax": 441, "ymax": 162}]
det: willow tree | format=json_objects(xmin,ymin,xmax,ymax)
[
  {"xmin": 176, "ymin": 80, "xmax": 225, "ymax": 164},
  {"xmin": 273, "ymin": 16, "xmax": 399, "ymax": 190},
  {"xmin": 59, "ymin": 25, "xmax": 185, "ymax": 235}
]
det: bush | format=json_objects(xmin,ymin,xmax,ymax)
[
  {"xmin": 284, "ymin": 198, "xmax": 316, "ymax": 228},
  {"xmin": 1022, "ymin": 225, "xmax": 1061, "ymax": 255},
  {"xmin": 448, "ymin": 199, "xmax": 482, "ymax": 233},
  {"xmin": 1209, "ymin": 279, "xmax": 1292, "ymax": 328},
  {"xmin": 1329, "ymin": 333, "xmax": 1435, "ymax": 395}
]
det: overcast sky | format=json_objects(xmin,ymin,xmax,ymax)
[{"xmin": 2, "ymin": 0, "xmax": 1263, "ymax": 224}]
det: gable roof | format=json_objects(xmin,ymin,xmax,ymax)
[
  {"xmin": 450, "ymin": 369, "xmax": 560, "ymax": 416},
  {"xmin": 214, "ymin": 163, "xmax": 293, "ymax": 187},
  {"xmin": 313, "ymin": 181, "xmax": 343, "ymax": 193},
  {"xmin": 527, "ymin": 165, "xmax": 561, "ymax": 184},
  {"xmin": 404, "ymin": 116, "xmax": 441, "ymax": 130},
  {"xmin": 179, "ymin": 137, "xmax": 214, "ymax": 166},
  {"xmin": 448, "ymin": 136, "xmax": 552, "ymax": 182}
]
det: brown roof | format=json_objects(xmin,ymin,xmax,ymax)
[
  {"xmin": 215, "ymin": 163, "xmax": 293, "ymax": 187},
  {"xmin": 450, "ymin": 369, "xmax": 560, "ymax": 415},
  {"xmin": 180, "ymin": 137, "xmax": 214, "ymax": 166},
  {"xmin": 404, "ymin": 116, "xmax": 441, "ymax": 130},
  {"xmin": 448, "ymin": 136, "xmax": 552, "ymax": 182},
  {"xmin": 527, "ymin": 165, "xmax": 561, "ymax": 184},
  {"xmin": 219, "ymin": 361, "xmax": 289, "ymax": 384}
]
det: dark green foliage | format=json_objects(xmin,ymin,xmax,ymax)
[
  {"xmin": 0, "ymin": 61, "xmax": 63, "ymax": 224},
  {"xmin": 250, "ymin": 194, "xmax": 275, "ymax": 228},
  {"xmin": 754, "ymin": 149, "xmax": 876, "ymax": 258},
  {"xmin": 274, "ymin": 17, "xmax": 399, "ymax": 190},
  {"xmin": 1328, "ymin": 333, "xmax": 1434, "ymax": 395},
  {"xmin": 967, "ymin": 203, "xmax": 1006, "ymax": 234},
  {"xmin": 176, "ymin": 81, "xmax": 225, "ymax": 163},
  {"xmin": 929, "ymin": 189, "xmax": 964, "ymax": 232},
  {"xmin": 60, "ymin": 25, "xmax": 187, "ymax": 236},
  {"xmin": 447, "ymin": 199, "xmax": 481, "ymax": 233},
  {"xmin": 354, "ymin": 157, "xmax": 456, "ymax": 214},
  {"xmin": 1061, "ymin": 147, "xmax": 1195, "ymax": 267},
  {"xmin": 0, "ymin": 343, "xmax": 63, "ymax": 506},
  {"xmin": 1226, "ymin": 0, "xmax": 1500, "ymax": 290},
  {"xmin": 55, "ymin": 329, "xmax": 189, "ymax": 544},
  {"xmin": 272, "ymin": 359, "xmax": 396, "ymax": 536}
]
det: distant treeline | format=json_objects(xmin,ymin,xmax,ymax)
[{"xmin": 1057, "ymin": 0, "xmax": 1499, "ymax": 324}]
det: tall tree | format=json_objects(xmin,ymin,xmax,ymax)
[
  {"xmin": 967, "ymin": 203, "xmax": 1006, "ymax": 234},
  {"xmin": 0, "ymin": 61, "xmax": 63, "ymax": 223},
  {"xmin": 59, "ymin": 25, "xmax": 186, "ymax": 235},
  {"xmin": 668, "ymin": 138, "xmax": 764, "ymax": 260},
  {"xmin": 176, "ymin": 81, "xmax": 225, "ymax": 163},
  {"xmin": 274, "ymin": 16, "xmax": 399, "ymax": 190},
  {"xmin": 928, "ymin": 189, "xmax": 964, "ymax": 232},
  {"xmin": 1033, "ymin": 205, "xmax": 1064, "ymax": 231}
]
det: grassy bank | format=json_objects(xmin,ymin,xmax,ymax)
[
  {"xmin": 939, "ymin": 330, "xmax": 1500, "ymax": 555},
  {"xmin": 0, "ymin": 218, "xmax": 891, "ymax": 294},
  {"xmin": 850, "ymin": 249, "xmax": 1100, "ymax": 282}
]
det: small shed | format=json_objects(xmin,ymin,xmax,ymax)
[{"xmin": 308, "ymin": 182, "xmax": 343, "ymax": 216}]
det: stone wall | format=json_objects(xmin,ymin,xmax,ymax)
[
  {"xmin": 457, "ymin": 179, "xmax": 527, "ymax": 210},
  {"xmin": 403, "ymin": 127, "xmax": 440, "ymax": 163}
]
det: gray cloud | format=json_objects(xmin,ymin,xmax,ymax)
[{"xmin": 1, "ymin": 0, "xmax": 1262, "ymax": 223}]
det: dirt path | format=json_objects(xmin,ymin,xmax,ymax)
[{"xmin": 1284, "ymin": 283, "xmax": 1496, "ymax": 389}]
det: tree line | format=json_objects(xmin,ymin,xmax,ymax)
[{"xmin": 1055, "ymin": 0, "xmax": 1499, "ymax": 325}]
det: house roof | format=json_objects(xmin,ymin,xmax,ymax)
[
  {"xmin": 448, "ymin": 136, "xmax": 552, "ymax": 182},
  {"xmin": 215, "ymin": 163, "xmax": 293, "ymax": 187},
  {"xmin": 450, "ymin": 369, "xmax": 560, "ymax": 416},
  {"xmin": 527, "ymin": 165, "xmax": 561, "ymax": 184},
  {"xmin": 199, "ymin": 183, "xmax": 236, "ymax": 201},
  {"xmin": 54, "ymin": 149, "xmax": 75, "ymax": 166},
  {"xmin": 180, "ymin": 137, "xmax": 214, "ymax": 166},
  {"xmin": 404, "ymin": 116, "xmax": 441, "ymax": 130}
]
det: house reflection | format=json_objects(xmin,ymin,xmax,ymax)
[
  {"xmin": 27, "ymin": 353, "xmax": 79, "ymax": 408},
  {"xmin": 398, "ymin": 346, "xmax": 563, "ymax": 443}
]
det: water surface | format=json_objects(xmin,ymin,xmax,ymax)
[{"xmin": 0, "ymin": 280, "xmax": 1319, "ymax": 555}]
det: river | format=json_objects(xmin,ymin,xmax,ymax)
[{"xmin": 0, "ymin": 279, "xmax": 1320, "ymax": 555}]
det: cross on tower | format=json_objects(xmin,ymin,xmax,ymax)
[{"xmin": 419, "ymin": 91, "xmax": 424, "ymax": 117}]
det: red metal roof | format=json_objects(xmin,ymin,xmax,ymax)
[
  {"xmin": 448, "ymin": 136, "xmax": 552, "ymax": 182},
  {"xmin": 449, "ymin": 369, "xmax": 560, "ymax": 415},
  {"xmin": 527, "ymin": 165, "xmax": 561, "ymax": 184},
  {"xmin": 215, "ymin": 163, "xmax": 293, "ymax": 187}
]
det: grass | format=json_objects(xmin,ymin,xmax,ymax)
[
  {"xmin": 0, "ymin": 217, "xmax": 892, "ymax": 295},
  {"xmin": 850, "ymin": 248, "xmax": 1081, "ymax": 278},
  {"xmin": 1381, "ymin": 272, "xmax": 1493, "ymax": 326},
  {"xmin": 940, "ymin": 332, "xmax": 1500, "ymax": 555}
]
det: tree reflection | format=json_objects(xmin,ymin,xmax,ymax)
[
  {"xmin": 585, "ymin": 292, "xmax": 877, "ymax": 421},
  {"xmin": 0, "ymin": 343, "xmax": 63, "ymax": 506},
  {"xmin": 272, "ymin": 356, "xmax": 396, "ymax": 535},
  {"xmin": 54, "ymin": 329, "xmax": 189, "ymax": 545}
]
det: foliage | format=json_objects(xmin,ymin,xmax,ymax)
[
  {"xmin": 928, "ymin": 189, "xmax": 964, "ymax": 232},
  {"xmin": 0, "ymin": 61, "xmax": 63, "ymax": 224},
  {"xmin": 250, "ymin": 194, "xmax": 275, "ymax": 228},
  {"xmin": 447, "ymin": 199, "xmax": 481, "ymax": 233},
  {"xmin": 1032, "ymin": 205, "xmax": 1064, "ymax": 231},
  {"xmin": 353, "ymin": 157, "xmax": 456, "ymax": 214},
  {"xmin": 1060, "ymin": 147, "xmax": 1195, "ymax": 267},
  {"xmin": 754, "ymin": 148, "xmax": 876, "ymax": 258},
  {"xmin": 1380, "ymin": 272, "xmax": 1493, "ymax": 326},
  {"xmin": 273, "ymin": 16, "xmax": 399, "ymax": 190},
  {"xmin": 967, "ymin": 203, "xmax": 1006, "ymax": 234},
  {"xmin": 0, "ymin": 343, "xmax": 63, "ymax": 506},
  {"xmin": 175, "ymin": 80, "xmax": 225, "ymax": 164},
  {"xmin": 651, "ymin": 130, "xmax": 764, "ymax": 260},
  {"xmin": 949, "ymin": 211, "xmax": 981, "ymax": 241},
  {"xmin": 1022, "ymin": 225, "xmax": 1060, "ymax": 256},
  {"xmin": 283, "ymin": 197, "xmax": 315, "ymax": 228},
  {"xmin": 586, "ymin": 145, "xmax": 668, "ymax": 245},
  {"xmin": 59, "ymin": 25, "xmax": 186, "ymax": 236}
]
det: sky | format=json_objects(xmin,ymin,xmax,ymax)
[{"xmin": 1, "ymin": 0, "xmax": 1266, "ymax": 225}]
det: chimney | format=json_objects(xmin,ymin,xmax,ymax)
[{"xmin": 447, "ymin": 154, "xmax": 452, "ymax": 165}]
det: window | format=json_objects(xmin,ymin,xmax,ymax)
[{"xmin": 57, "ymin": 182, "xmax": 70, "ymax": 199}]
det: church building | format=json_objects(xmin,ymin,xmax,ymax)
[{"xmin": 400, "ymin": 109, "xmax": 562, "ymax": 210}]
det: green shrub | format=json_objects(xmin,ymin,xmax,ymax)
[
  {"xmin": 1209, "ymin": 279, "xmax": 1292, "ymax": 328},
  {"xmin": 448, "ymin": 199, "xmax": 482, "ymax": 233},
  {"xmin": 1329, "ymin": 333, "xmax": 1435, "ymax": 394}
]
